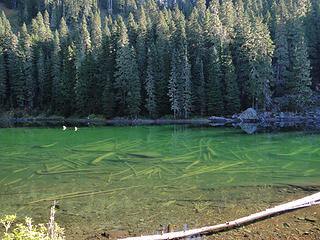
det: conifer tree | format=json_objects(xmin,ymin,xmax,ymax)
[
  {"xmin": 155, "ymin": 11, "xmax": 171, "ymax": 116},
  {"xmin": 0, "ymin": 53, "xmax": 6, "ymax": 107},
  {"xmin": 244, "ymin": 17, "xmax": 274, "ymax": 109},
  {"xmin": 192, "ymin": 55, "xmax": 206, "ymax": 116},
  {"xmin": 114, "ymin": 16, "xmax": 141, "ymax": 118},
  {"xmin": 168, "ymin": 50, "xmax": 179, "ymax": 119},
  {"xmin": 207, "ymin": 47, "xmax": 224, "ymax": 116},
  {"xmin": 100, "ymin": 17, "xmax": 115, "ymax": 118},
  {"xmin": 286, "ymin": 33, "xmax": 312, "ymax": 110},
  {"xmin": 182, "ymin": 51, "xmax": 192, "ymax": 118},
  {"xmin": 102, "ymin": 74, "xmax": 114, "ymax": 119},
  {"xmin": 126, "ymin": 47, "xmax": 141, "ymax": 118},
  {"xmin": 18, "ymin": 23, "xmax": 33, "ymax": 109},
  {"xmin": 127, "ymin": 12, "xmax": 138, "ymax": 46},
  {"xmin": 37, "ymin": 48, "xmax": 45, "ymax": 109},
  {"xmin": 145, "ymin": 44, "xmax": 157, "ymax": 118},
  {"xmin": 76, "ymin": 15, "xmax": 91, "ymax": 66},
  {"xmin": 273, "ymin": 8, "xmax": 289, "ymax": 97},
  {"xmin": 90, "ymin": 10, "xmax": 102, "ymax": 56},
  {"xmin": 59, "ymin": 17, "xmax": 69, "ymax": 46},
  {"xmin": 136, "ymin": 7, "xmax": 148, "ymax": 108},
  {"xmin": 61, "ymin": 44, "xmax": 76, "ymax": 116},
  {"xmin": 221, "ymin": 47, "xmax": 241, "ymax": 115},
  {"xmin": 51, "ymin": 30, "xmax": 62, "ymax": 113}
]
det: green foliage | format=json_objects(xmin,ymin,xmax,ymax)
[
  {"xmin": 0, "ymin": 204, "xmax": 64, "ymax": 240},
  {"xmin": 0, "ymin": 0, "xmax": 319, "ymax": 118},
  {"xmin": 207, "ymin": 48, "xmax": 224, "ymax": 116}
]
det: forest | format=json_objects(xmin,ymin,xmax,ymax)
[{"xmin": 0, "ymin": 0, "xmax": 319, "ymax": 119}]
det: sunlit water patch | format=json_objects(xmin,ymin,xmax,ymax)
[{"xmin": 0, "ymin": 125, "xmax": 319, "ymax": 238}]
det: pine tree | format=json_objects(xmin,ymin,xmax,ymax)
[
  {"xmin": 244, "ymin": 17, "xmax": 274, "ymax": 110},
  {"xmin": 187, "ymin": 9, "xmax": 204, "ymax": 115},
  {"xmin": 90, "ymin": 10, "xmax": 102, "ymax": 56},
  {"xmin": 219, "ymin": 0, "xmax": 236, "ymax": 39},
  {"xmin": 207, "ymin": 47, "xmax": 224, "ymax": 116},
  {"xmin": 221, "ymin": 46, "xmax": 241, "ymax": 115},
  {"xmin": 74, "ymin": 55, "xmax": 90, "ymax": 116},
  {"xmin": 192, "ymin": 55, "xmax": 206, "ymax": 116},
  {"xmin": 0, "ymin": 53, "xmax": 6, "ymax": 107},
  {"xmin": 59, "ymin": 17, "xmax": 69, "ymax": 46},
  {"xmin": 273, "ymin": 7, "xmax": 289, "ymax": 97},
  {"xmin": 51, "ymin": 30, "xmax": 62, "ymax": 113},
  {"xmin": 37, "ymin": 48, "xmax": 45, "ymax": 109},
  {"xmin": 286, "ymin": 33, "xmax": 312, "ymax": 110},
  {"xmin": 136, "ymin": 7, "xmax": 148, "ymax": 110},
  {"xmin": 61, "ymin": 44, "xmax": 77, "ymax": 116},
  {"xmin": 168, "ymin": 50, "xmax": 179, "ymax": 119},
  {"xmin": 126, "ymin": 47, "xmax": 141, "ymax": 118},
  {"xmin": 102, "ymin": 74, "xmax": 114, "ymax": 119},
  {"xmin": 99, "ymin": 17, "xmax": 115, "ymax": 118},
  {"xmin": 155, "ymin": 11, "xmax": 171, "ymax": 116},
  {"xmin": 114, "ymin": 16, "xmax": 130, "ymax": 115},
  {"xmin": 114, "ymin": 16, "xmax": 141, "ymax": 118},
  {"xmin": 76, "ymin": 15, "xmax": 91, "ymax": 67},
  {"xmin": 182, "ymin": 51, "xmax": 192, "ymax": 118},
  {"xmin": 232, "ymin": 6, "xmax": 251, "ymax": 107},
  {"xmin": 18, "ymin": 23, "xmax": 33, "ymax": 109},
  {"xmin": 127, "ymin": 12, "xmax": 138, "ymax": 46},
  {"xmin": 145, "ymin": 44, "xmax": 157, "ymax": 118}
]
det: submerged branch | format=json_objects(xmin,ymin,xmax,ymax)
[{"xmin": 118, "ymin": 192, "xmax": 320, "ymax": 240}]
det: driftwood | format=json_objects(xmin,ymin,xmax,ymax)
[{"xmin": 118, "ymin": 192, "xmax": 320, "ymax": 240}]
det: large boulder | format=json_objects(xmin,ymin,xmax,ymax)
[{"xmin": 239, "ymin": 108, "xmax": 258, "ymax": 122}]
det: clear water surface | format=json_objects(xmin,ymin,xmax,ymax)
[{"xmin": 0, "ymin": 125, "xmax": 319, "ymax": 237}]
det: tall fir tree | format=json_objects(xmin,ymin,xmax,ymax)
[
  {"xmin": 18, "ymin": 23, "xmax": 33, "ymax": 109},
  {"xmin": 244, "ymin": 17, "xmax": 274, "ymax": 110},
  {"xmin": 61, "ymin": 44, "xmax": 77, "ymax": 116},
  {"xmin": 0, "ymin": 53, "xmax": 6, "ymax": 107},
  {"xmin": 286, "ymin": 33, "xmax": 312, "ymax": 110},
  {"xmin": 181, "ymin": 50, "xmax": 192, "ymax": 118},
  {"xmin": 273, "ymin": 7, "xmax": 289, "ymax": 97},
  {"xmin": 51, "ymin": 30, "xmax": 62, "ymax": 113},
  {"xmin": 207, "ymin": 47, "xmax": 224, "ymax": 116},
  {"xmin": 126, "ymin": 47, "xmax": 141, "ymax": 118},
  {"xmin": 221, "ymin": 46, "xmax": 241, "ymax": 115},
  {"xmin": 114, "ymin": 16, "xmax": 141, "ymax": 118},
  {"xmin": 168, "ymin": 50, "xmax": 179, "ymax": 119},
  {"xmin": 145, "ymin": 44, "xmax": 157, "ymax": 118},
  {"xmin": 155, "ymin": 11, "xmax": 171, "ymax": 116}
]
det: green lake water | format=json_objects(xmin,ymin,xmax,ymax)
[{"xmin": 0, "ymin": 125, "xmax": 320, "ymax": 237}]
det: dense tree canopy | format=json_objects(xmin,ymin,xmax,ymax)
[{"xmin": 0, "ymin": 0, "xmax": 319, "ymax": 118}]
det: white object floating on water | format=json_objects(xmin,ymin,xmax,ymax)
[
  {"xmin": 75, "ymin": 127, "xmax": 78, "ymax": 131},
  {"xmin": 62, "ymin": 126, "xmax": 67, "ymax": 131}
]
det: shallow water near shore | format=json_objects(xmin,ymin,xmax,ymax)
[{"xmin": 0, "ymin": 125, "xmax": 320, "ymax": 238}]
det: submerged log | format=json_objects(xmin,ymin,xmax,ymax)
[{"xmin": 118, "ymin": 192, "xmax": 320, "ymax": 240}]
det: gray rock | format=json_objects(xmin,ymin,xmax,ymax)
[{"xmin": 239, "ymin": 108, "xmax": 258, "ymax": 121}]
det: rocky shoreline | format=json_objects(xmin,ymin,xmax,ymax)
[
  {"xmin": 1, "ymin": 108, "xmax": 320, "ymax": 130},
  {"xmin": 0, "ymin": 117, "xmax": 211, "ymax": 126},
  {"xmin": 210, "ymin": 108, "xmax": 320, "ymax": 124}
]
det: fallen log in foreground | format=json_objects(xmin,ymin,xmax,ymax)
[{"xmin": 119, "ymin": 192, "xmax": 320, "ymax": 240}]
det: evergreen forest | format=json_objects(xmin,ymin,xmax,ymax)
[{"xmin": 0, "ymin": 0, "xmax": 319, "ymax": 119}]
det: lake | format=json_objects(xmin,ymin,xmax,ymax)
[{"xmin": 0, "ymin": 125, "xmax": 319, "ymax": 238}]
